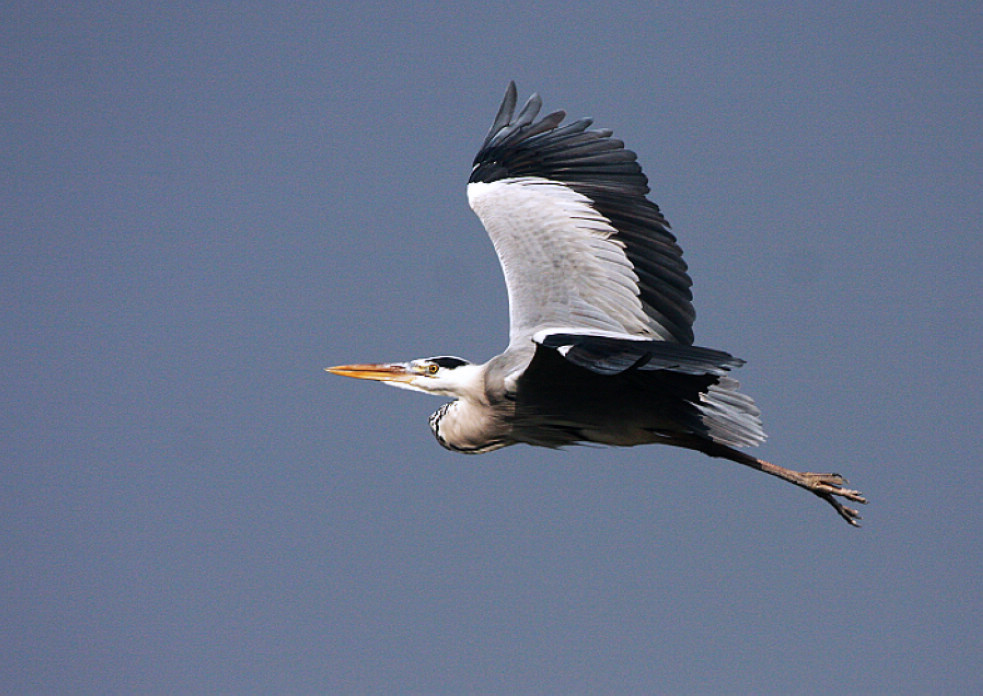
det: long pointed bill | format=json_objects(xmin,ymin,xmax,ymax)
[{"xmin": 325, "ymin": 362, "xmax": 416, "ymax": 384}]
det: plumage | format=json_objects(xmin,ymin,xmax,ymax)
[
  {"xmin": 328, "ymin": 82, "xmax": 866, "ymax": 526},
  {"xmin": 469, "ymin": 82, "xmax": 694, "ymax": 344}
]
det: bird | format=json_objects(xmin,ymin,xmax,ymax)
[{"xmin": 328, "ymin": 82, "xmax": 866, "ymax": 526}]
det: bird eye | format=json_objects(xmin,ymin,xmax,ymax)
[{"xmin": 427, "ymin": 364, "xmax": 439, "ymax": 375}]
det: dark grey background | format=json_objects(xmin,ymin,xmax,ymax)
[{"xmin": 4, "ymin": 3, "xmax": 981, "ymax": 694}]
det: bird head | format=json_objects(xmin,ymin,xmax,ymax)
[{"xmin": 326, "ymin": 356, "xmax": 480, "ymax": 398}]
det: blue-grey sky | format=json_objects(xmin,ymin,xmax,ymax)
[{"xmin": 4, "ymin": 3, "xmax": 981, "ymax": 694}]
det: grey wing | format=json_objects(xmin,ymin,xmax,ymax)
[{"xmin": 468, "ymin": 82, "xmax": 696, "ymax": 349}]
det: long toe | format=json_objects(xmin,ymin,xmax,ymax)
[
  {"xmin": 802, "ymin": 472, "xmax": 867, "ymax": 504},
  {"xmin": 798, "ymin": 473, "xmax": 867, "ymax": 526}
]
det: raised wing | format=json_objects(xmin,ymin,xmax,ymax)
[{"xmin": 468, "ymin": 82, "xmax": 696, "ymax": 347}]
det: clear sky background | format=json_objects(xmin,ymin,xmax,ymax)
[{"xmin": 4, "ymin": 3, "xmax": 981, "ymax": 694}]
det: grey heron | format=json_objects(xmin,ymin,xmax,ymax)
[{"xmin": 328, "ymin": 82, "xmax": 866, "ymax": 526}]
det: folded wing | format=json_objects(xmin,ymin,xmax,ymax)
[{"xmin": 520, "ymin": 331, "xmax": 766, "ymax": 449}]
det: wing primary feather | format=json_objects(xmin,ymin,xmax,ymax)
[
  {"xmin": 481, "ymin": 81, "xmax": 517, "ymax": 148},
  {"xmin": 512, "ymin": 92, "xmax": 543, "ymax": 129}
]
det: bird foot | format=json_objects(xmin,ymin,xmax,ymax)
[{"xmin": 799, "ymin": 472, "xmax": 867, "ymax": 527}]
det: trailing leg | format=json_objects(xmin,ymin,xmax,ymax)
[{"xmin": 681, "ymin": 437, "xmax": 867, "ymax": 526}]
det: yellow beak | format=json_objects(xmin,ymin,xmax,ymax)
[{"xmin": 325, "ymin": 362, "xmax": 416, "ymax": 383}]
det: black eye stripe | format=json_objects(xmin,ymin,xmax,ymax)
[{"xmin": 429, "ymin": 356, "xmax": 469, "ymax": 369}]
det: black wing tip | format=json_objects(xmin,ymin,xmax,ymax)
[
  {"xmin": 470, "ymin": 83, "xmax": 644, "ymax": 188},
  {"xmin": 477, "ymin": 81, "xmax": 536, "ymax": 153}
]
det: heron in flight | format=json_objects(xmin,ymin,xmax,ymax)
[{"xmin": 329, "ymin": 83, "xmax": 866, "ymax": 526}]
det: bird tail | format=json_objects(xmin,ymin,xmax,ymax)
[{"xmin": 692, "ymin": 375, "xmax": 766, "ymax": 448}]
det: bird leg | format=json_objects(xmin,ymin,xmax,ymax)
[
  {"xmin": 748, "ymin": 461, "xmax": 866, "ymax": 527},
  {"xmin": 686, "ymin": 439, "xmax": 868, "ymax": 526}
]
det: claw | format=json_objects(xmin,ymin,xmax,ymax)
[{"xmin": 802, "ymin": 472, "xmax": 867, "ymax": 526}]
